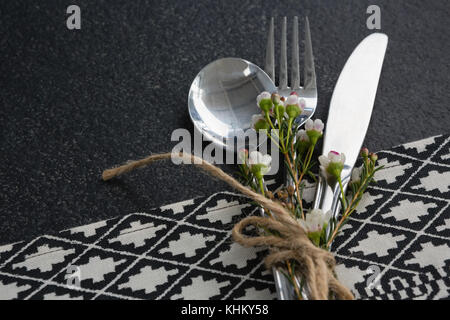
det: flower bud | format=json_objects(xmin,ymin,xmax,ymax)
[
  {"xmin": 370, "ymin": 152, "xmax": 378, "ymax": 162},
  {"xmin": 287, "ymin": 185, "xmax": 295, "ymax": 196},
  {"xmin": 257, "ymin": 92, "xmax": 273, "ymax": 113},
  {"xmin": 360, "ymin": 147, "xmax": 369, "ymax": 158},
  {"xmin": 251, "ymin": 114, "xmax": 270, "ymax": 131},
  {"xmin": 271, "ymin": 93, "xmax": 281, "ymax": 106},
  {"xmin": 285, "ymin": 94, "xmax": 303, "ymax": 119},
  {"xmin": 305, "ymin": 119, "xmax": 324, "ymax": 145},
  {"xmin": 318, "ymin": 151, "xmax": 346, "ymax": 182},
  {"xmin": 286, "ymin": 104, "xmax": 301, "ymax": 119},
  {"xmin": 254, "ymin": 119, "xmax": 270, "ymax": 131},
  {"xmin": 285, "ymin": 94, "xmax": 298, "ymax": 106}
]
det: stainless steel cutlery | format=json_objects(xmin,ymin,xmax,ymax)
[
  {"xmin": 312, "ymin": 33, "xmax": 388, "ymax": 241},
  {"xmin": 188, "ymin": 15, "xmax": 388, "ymax": 300},
  {"xmin": 262, "ymin": 16, "xmax": 388, "ymax": 299}
]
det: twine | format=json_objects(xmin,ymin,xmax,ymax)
[{"xmin": 102, "ymin": 152, "xmax": 354, "ymax": 300}]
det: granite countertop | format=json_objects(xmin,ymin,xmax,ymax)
[{"xmin": 0, "ymin": 0, "xmax": 449, "ymax": 244}]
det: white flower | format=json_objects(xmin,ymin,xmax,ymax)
[
  {"xmin": 329, "ymin": 151, "xmax": 345, "ymax": 164},
  {"xmin": 305, "ymin": 119, "xmax": 324, "ymax": 134},
  {"xmin": 285, "ymin": 94, "xmax": 299, "ymax": 106},
  {"xmin": 285, "ymin": 94, "xmax": 303, "ymax": 118},
  {"xmin": 248, "ymin": 151, "xmax": 272, "ymax": 177},
  {"xmin": 256, "ymin": 91, "xmax": 273, "ymax": 113},
  {"xmin": 256, "ymin": 91, "xmax": 271, "ymax": 105},
  {"xmin": 319, "ymin": 151, "xmax": 346, "ymax": 168},
  {"xmin": 249, "ymin": 151, "xmax": 272, "ymax": 171},
  {"xmin": 304, "ymin": 118, "xmax": 324, "ymax": 145},
  {"xmin": 318, "ymin": 151, "xmax": 346, "ymax": 181},
  {"xmin": 298, "ymin": 209, "xmax": 332, "ymax": 233},
  {"xmin": 296, "ymin": 129, "xmax": 310, "ymax": 143},
  {"xmin": 351, "ymin": 166, "xmax": 362, "ymax": 184}
]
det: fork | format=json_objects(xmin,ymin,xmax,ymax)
[
  {"xmin": 262, "ymin": 16, "xmax": 317, "ymax": 300},
  {"xmin": 265, "ymin": 16, "xmax": 317, "ymax": 125}
]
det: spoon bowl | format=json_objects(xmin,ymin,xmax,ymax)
[{"xmin": 188, "ymin": 57, "xmax": 277, "ymax": 152}]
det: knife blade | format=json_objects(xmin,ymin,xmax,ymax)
[{"xmin": 313, "ymin": 33, "xmax": 388, "ymax": 226}]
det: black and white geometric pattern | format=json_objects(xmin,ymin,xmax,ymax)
[{"xmin": 0, "ymin": 135, "xmax": 449, "ymax": 300}]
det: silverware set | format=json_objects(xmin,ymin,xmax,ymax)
[{"xmin": 188, "ymin": 15, "xmax": 388, "ymax": 300}]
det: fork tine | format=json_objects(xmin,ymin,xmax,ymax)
[
  {"xmin": 291, "ymin": 16, "xmax": 300, "ymax": 89},
  {"xmin": 264, "ymin": 17, "xmax": 275, "ymax": 83},
  {"xmin": 303, "ymin": 16, "xmax": 316, "ymax": 89},
  {"xmin": 279, "ymin": 16, "xmax": 288, "ymax": 89}
]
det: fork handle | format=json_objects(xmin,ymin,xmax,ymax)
[{"xmin": 276, "ymin": 142, "xmax": 306, "ymax": 299}]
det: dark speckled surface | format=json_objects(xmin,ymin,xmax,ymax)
[{"xmin": 0, "ymin": 0, "xmax": 449, "ymax": 244}]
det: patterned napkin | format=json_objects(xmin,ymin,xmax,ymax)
[{"xmin": 0, "ymin": 134, "xmax": 449, "ymax": 300}]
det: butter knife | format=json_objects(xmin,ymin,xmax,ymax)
[{"xmin": 313, "ymin": 33, "xmax": 388, "ymax": 235}]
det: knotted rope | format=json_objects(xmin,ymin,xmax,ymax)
[{"xmin": 102, "ymin": 152, "xmax": 354, "ymax": 300}]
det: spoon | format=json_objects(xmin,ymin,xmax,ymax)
[{"xmin": 188, "ymin": 57, "xmax": 277, "ymax": 152}]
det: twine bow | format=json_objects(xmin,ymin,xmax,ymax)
[
  {"xmin": 233, "ymin": 215, "xmax": 353, "ymax": 300},
  {"xmin": 102, "ymin": 152, "xmax": 354, "ymax": 300}
]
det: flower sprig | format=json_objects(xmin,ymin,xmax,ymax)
[
  {"xmin": 324, "ymin": 149, "xmax": 383, "ymax": 248},
  {"xmin": 236, "ymin": 90, "xmax": 382, "ymax": 299}
]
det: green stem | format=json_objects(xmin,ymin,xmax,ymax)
[
  {"xmin": 266, "ymin": 112, "xmax": 284, "ymax": 151},
  {"xmin": 277, "ymin": 112, "xmax": 284, "ymax": 151},
  {"xmin": 305, "ymin": 144, "xmax": 314, "ymax": 168},
  {"xmin": 265, "ymin": 131, "xmax": 281, "ymax": 150},
  {"xmin": 258, "ymin": 178, "xmax": 265, "ymax": 197},
  {"xmin": 285, "ymin": 118, "xmax": 294, "ymax": 153},
  {"xmin": 265, "ymin": 112, "xmax": 276, "ymax": 132},
  {"xmin": 299, "ymin": 143, "xmax": 315, "ymax": 179},
  {"xmin": 326, "ymin": 165, "xmax": 378, "ymax": 248}
]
